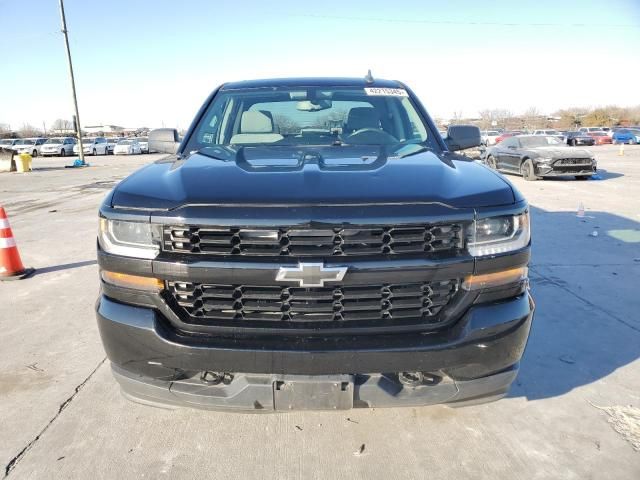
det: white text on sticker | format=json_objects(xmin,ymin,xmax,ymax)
[{"xmin": 364, "ymin": 88, "xmax": 409, "ymax": 97}]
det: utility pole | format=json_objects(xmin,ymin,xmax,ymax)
[{"xmin": 58, "ymin": 0, "xmax": 85, "ymax": 164}]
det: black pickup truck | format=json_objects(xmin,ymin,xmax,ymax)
[{"xmin": 96, "ymin": 77, "xmax": 534, "ymax": 411}]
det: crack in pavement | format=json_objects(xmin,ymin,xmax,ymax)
[
  {"xmin": 530, "ymin": 266, "xmax": 640, "ymax": 334},
  {"xmin": 3, "ymin": 357, "xmax": 107, "ymax": 478}
]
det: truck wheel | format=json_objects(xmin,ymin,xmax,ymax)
[
  {"xmin": 571, "ymin": 139, "xmax": 577, "ymax": 146},
  {"xmin": 93, "ymin": 148, "xmax": 97, "ymax": 156},
  {"xmin": 60, "ymin": 149, "xmax": 66, "ymax": 157},
  {"xmin": 486, "ymin": 155, "xmax": 497, "ymax": 170},
  {"xmin": 521, "ymin": 159, "xmax": 538, "ymax": 181},
  {"xmin": 32, "ymin": 149, "xmax": 38, "ymax": 157}
]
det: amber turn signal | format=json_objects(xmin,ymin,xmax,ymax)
[
  {"xmin": 462, "ymin": 267, "xmax": 528, "ymax": 291},
  {"xmin": 101, "ymin": 270, "xmax": 164, "ymax": 291}
]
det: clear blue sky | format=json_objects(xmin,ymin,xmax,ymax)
[{"xmin": 1, "ymin": 0, "xmax": 639, "ymax": 130}]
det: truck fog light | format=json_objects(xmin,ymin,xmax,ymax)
[
  {"xmin": 101, "ymin": 270, "xmax": 164, "ymax": 291},
  {"xmin": 462, "ymin": 266, "xmax": 528, "ymax": 291}
]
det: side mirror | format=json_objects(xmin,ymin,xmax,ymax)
[
  {"xmin": 149, "ymin": 128, "xmax": 180, "ymax": 154},
  {"xmin": 445, "ymin": 125, "xmax": 481, "ymax": 151}
]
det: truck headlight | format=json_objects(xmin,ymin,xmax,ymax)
[
  {"xmin": 468, "ymin": 211, "xmax": 530, "ymax": 256},
  {"xmin": 98, "ymin": 218, "xmax": 161, "ymax": 258},
  {"xmin": 537, "ymin": 157, "xmax": 553, "ymax": 164}
]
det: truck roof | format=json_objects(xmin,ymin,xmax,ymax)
[{"xmin": 221, "ymin": 77, "xmax": 403, "ymax": 90}]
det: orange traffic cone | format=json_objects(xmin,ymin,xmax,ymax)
[{"xmin": 0, "ymin": 207, "xmax": 35, "ymax": 280}]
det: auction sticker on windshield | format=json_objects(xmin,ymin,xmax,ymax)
[{"xmin": 364, "ymin": 87, "xmax": 409, "ymax": 97}]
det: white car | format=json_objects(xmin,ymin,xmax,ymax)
[
  {"xmin": 40, "ymin": 137, "xmax": 77, "ymax": 156},
  {"xmin": 136, "ymin": 137, "xmax": 149, "ymax": 153},
  {"xmin": 578, "ymin": 127, "xmax": 605, "ymax": 134},
  {"xmin": 0, "ymin": 139, "xmax": 21, "ymax": 150},
  {"xmin": 533, "ymin": 129, "xmax": 560, "ymax": 136},
  {"xmin": 73, "ymin": 137, "xmax": 109, "ymax": 156},
  {"xmin": 113, "ymin": 139, "xmax": 142, "ymax": 155},
  {"xmin": 106, "ymin": 137, "xmax": 122, "ymax": 154},
  {"xmin": 12, "ymin": 138, "xmax": 48, "ymax": 157},
  {"xmin": 481, "ymin": 130, "xmax": 500, "ymax": 146}
]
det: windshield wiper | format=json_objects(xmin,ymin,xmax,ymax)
[
  {"xmin": 395, "ymin": 144, "xmax": 434, "ymax": 159},
  {"xmin": 192, "ymin": 146, "xmax": 234, "ymax": 161}
]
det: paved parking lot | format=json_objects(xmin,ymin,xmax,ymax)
[{"xmin": 1, "ymin": 146, "xmax": 638, "ymax": 479}]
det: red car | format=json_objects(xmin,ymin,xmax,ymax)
[
  {"xmin": 587, "ymin": 132, "xmax": 612, "ymax": 145},
  {"xmin": 494, "ymin": 131, "xmax": 523, "ymax": 144}
]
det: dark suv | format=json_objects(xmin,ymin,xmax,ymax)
[{"xmin": 96, "ymin": 77, "xmax": 534, "ymax": 411}]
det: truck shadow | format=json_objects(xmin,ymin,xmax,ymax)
[{"xmin": 508, "ymin": 206, "xmax": 640, "ymax": 401}]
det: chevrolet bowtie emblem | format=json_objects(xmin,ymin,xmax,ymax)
[{"xmin": 275, "ymin": 263, "xmax": 348, "ymax": 287}]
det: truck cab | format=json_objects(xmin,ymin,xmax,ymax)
[{"xmin": 96, "ymin": 77, "xmax": 534, "ymax": 411}]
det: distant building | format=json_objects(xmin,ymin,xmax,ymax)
[
  {"xmin": 84, "ymin": 125, "xmax": 125, "ymax": 134},
  {"xmin": 51, "ymin": 128, "xmax": 76, "ymax": 135}
]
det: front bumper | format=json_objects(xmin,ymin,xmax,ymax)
[
  {"xmin": 97, "ymin": 291, "xmax": 534, "ymax": 410},
  {"xmin": 537, "ymin": 164, "xmax": 596, "ymax": 177}
]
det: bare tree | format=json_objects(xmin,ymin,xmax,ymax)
[
  {"xmin": 51, "ymin": 118, "xmax": 73, "ymax": 132},
  {"xmin": 18, "ymin": 123, "xmax": 41, "ymax": 138},
  {"xmin": 450, "ymin": 110, "xmax": 464, "ymax": 125},
  {"xmin": 523, "ymin": 107, "xmax": 542, "ymax": 130},
  {"xmin": 478, "ymin": 109, "xmax": 513, "ymax": 129},
  {"xmin": 552, "ymin": 107, "xmax": 588, "ymax": 129},
  {"xmin": 273, "ymin": 115, "xmax": 301, "ymax": 135}
]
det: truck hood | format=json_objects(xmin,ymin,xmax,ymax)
[{"xmin": 111, "ymin": 146, "xmax": 515, "ymax": 210}]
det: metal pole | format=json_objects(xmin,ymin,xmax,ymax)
[{"xmin": 58, "ymin": 0, "xmax": 84, "ymax": 164}]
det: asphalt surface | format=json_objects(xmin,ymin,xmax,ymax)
[{"xmin": 1, "ymin": 145, "xmax": 638, "ymax": 479}]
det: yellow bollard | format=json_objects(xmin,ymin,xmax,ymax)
[
  {"xmin": 618, "ymin": 144, "xmax": 624, "ymax": 156},
  {"xmin": 15, "ymin": 152, "xmax": 32, "ymax": 172}
]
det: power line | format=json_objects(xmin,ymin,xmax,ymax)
[{"xmin": 292, "ymin": 13, "xmax": 638, "ymax": 29}]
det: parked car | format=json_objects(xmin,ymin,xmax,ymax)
[
  {"xmin": 565, "ymin": 131, "xmax": 595, "ymax": 146},
  {"xmin": 494, "ymin": 131, "xmax": 523, "ymax": 144},
  {"xmin": 612, "ymin": 128, "xmax": 640, "ymax": 145},
  {"xmin": 485, "ymin": 134, "xmax": 596, "ymax": 180},
  {"xmin": 40, "ymin": 137, "xmax": 77, "ymax": 156},
  {"xmin": 96, "ymin": 76, "xmax": 534, "ymax": 411},
  {"xmin": 532, "ymin": 129, "xmax": 560, "ymax": 136},
  {"xmin": 587, "ymin": 131, "xmax": 612, "ymax": 145},
  {"xmin": 578, "ymin": 127, "xmax": 605, "ymax": 134},
  {"xmin": 0, "ymin": 139, "xmax": 20, "ymax": 150},
  {"xmin": 113, "ymin": 139, "xmax": 142, "ymax": 155},
  {"xmin": 12, "ymin": 138, "xmax": 48, "ymax": 157},
  {"xmin": 73, "ymin": 137, "xmax": 109, "ymax": 155},
  {"xmin": 136, "ymin": 136, "xmax": 149, "ymax": 153},
  {"xmin": 481, "ymin": 130, "xmax": 500, "ymax": 146},
  {"xmin": 106, "ymin": 137, "xmax": 122, "ymax": 154}
]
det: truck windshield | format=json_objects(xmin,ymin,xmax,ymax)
[{"xmin": 185, "ymin": 86, "xmax": 438, "ymax": 154}]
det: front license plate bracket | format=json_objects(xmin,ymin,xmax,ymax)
[{"xmin": 273, "ymin": 375, "xmax": 354, "ymax": 411}]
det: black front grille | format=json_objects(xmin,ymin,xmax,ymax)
[
  {"xmin": 163, "ymin": 224, "xmax": 463, "ymax": 257},
  {"xmin": 167, "ymin": 280, "xmax": 459, "ymax": 328},
  {"xmin": 555, "ymin": 158, "xmax": 592, "ymax": 166}
]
